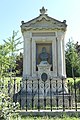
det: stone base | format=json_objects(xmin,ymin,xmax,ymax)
[
  {"xmin": 13, "ymin": 77, "xmax": 69, "ymax": 108},
  {"xmin": 14, "ymin": 91, "xmax": 72, "ymax": 109},
  {"xmin": 21, "ymin": 77, "xmax": 68, "ymax": 95}
]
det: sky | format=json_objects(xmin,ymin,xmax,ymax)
[{"xmin": 0, "ymin": 0, "xmax": 80, "ymax": 46}]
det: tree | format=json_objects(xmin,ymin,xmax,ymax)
[
  {"xmin": 0, "ymin": 31, "xmax": 22, "ymax": 119},
  {"xmin": 3, "ymin": 31, "xmax": 23, "ymax": 77},
  {"xmin": 0, "ymin": 44, "xmax": 10, "ymax": 80},
  {"xmin": 65, "ymin": 39, "xmax": 80, "ymax": 77},
  {"xmin": 16, "ymin": 52, "xmax": 23, "ymax": 76}
]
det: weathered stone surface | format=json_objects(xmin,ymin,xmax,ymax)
[{"xmin": 14, "ymin": 7, "xmax": 69, "ymax": 107}]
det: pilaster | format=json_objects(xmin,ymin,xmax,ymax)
[
  {"xmin": 23, "ymin": 32, "xmax": 31, "ymax": 78},
  {"xmin": 62, "ymin": 37, "xmax": 66, "ymax": 77},
  {"xmin": 52, "ymin": 38, "xmax": 57, "ymax": 77},
  {"xmin": 57, "ymin": 38, "xmax": 63, "ymax": 77},
  {"xmin": 32, "ymin": 38, "xmax": 36, "ymax": 77}
]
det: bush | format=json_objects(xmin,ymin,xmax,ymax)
[{"xmin": 0, "ymin": 84, "xmax": 20, "ymax": 120}]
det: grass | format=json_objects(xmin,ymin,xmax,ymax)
[{"xmin": 10, "ymin": 116, "xmax": 80, "ymax": 120}]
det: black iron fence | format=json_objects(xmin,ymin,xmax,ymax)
[{"xmin": 1, "ymin": 78, "xmax": 80, "ymax": 111}]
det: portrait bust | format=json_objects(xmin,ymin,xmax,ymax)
[{"xmin": 39, "ymin": 47, "xmax": 49, "ymax": 61}]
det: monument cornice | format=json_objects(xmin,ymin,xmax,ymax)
[
  {"xmin": 21, "ymin": 7, "xmax": 67, "ymax": 33},
  {"xmin": 21, "ymin": 27, "xmax": 66, "ymax": 33}
]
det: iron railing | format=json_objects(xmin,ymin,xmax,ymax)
[{"xmin": 1, "ymin": 77, "xmax": 80, "ymax": 111}]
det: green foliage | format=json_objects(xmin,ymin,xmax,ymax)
[
  {"xmin": 16, "ymin": 52, "xmax": 23, "ymax": 76},
  {"xmin": 67, "ymin": 78, "xmax": 80, "ymax": 98},
  {"xmin": 65, "ymin": 39, "xmax": 80, "ymax": 77},
  {"xmin": 0, "ymin": 85, "xmax": 20, "ymax": 120},
  {"xmin": 0, "ymin": 45, "xmax": 10, "ymax": 79},
  {"xmin": 3, "ymin": 31, "xmax": 22, "ymax": 77},
  {"xmin": 0, "ymin": 31, "xmax": 22, "ymax": 119},
  {"xmin": 0, "ymin": 31, "xmax": 23, "ymax": 79}
]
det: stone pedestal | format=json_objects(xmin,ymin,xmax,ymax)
[{"xmin": 37, "ymin": 61, "xmax": 52, "ymax": 80}]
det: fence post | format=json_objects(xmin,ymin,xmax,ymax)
[
  {"xmin": 50, "ymin": 79, "xmax": 52, "ymax": 111},
  {"xmin": 8, "ymin": 81, "xmax": 10, "ymax": 97},
  {"xmin": 15, "ymin": 82, "xmax": 19, "ymax": 103},
  {"xmin": 78, "ymin": 88, "xmax": 80, "ymax": 102},
  {"xmin": 32, "ymin": 79, "xmax": 34, "ymax": 110},
  {"xmin": 20, "ymin": 80, "xmax": 22, "ymax": 110},
  {"xmin": 56, "ymin": 80, "xmax": 58, "ymax": 110},
  {"xmin": 62, "ymin": 77, "xmax": 65, "ymax": 111},
  {"xmin": 44, "ymin": 81, "xmax": 46, "ymax": 110},
  {"xmin": 13, "ymin": 78, "xmax": 16, "ymax": 95},
  {"xmin": 68, "ymin": 80, "xmax": 71, "ymax": 109},
  {"xmin": 38, "ymin": 79, "xmax": 40, "ymax": 111},
  {"xmin": 17, "ymin": 82, "xmax": 19, "ymax": 93},
  {"xmin": 74, "ymin": 78, "xmax": 77, "ymax": 111},
  {"xmin": 26, "ymin": 78, "xmax": 27, "ymax": 111}
]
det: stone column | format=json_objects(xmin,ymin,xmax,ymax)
[
  {"xmin": 30, "ymin": 38, "xmax": 32, "ymax": 76},
  {"xmin": 32, "ymin": 38, "xmax": 36, "ymax": 77},
  {"xmin": 57, "ymin": 31, "xmax": 66, "ymax": 77},
  {"xmin": 23, "ymin": 32, "xmax": 31, "ymax": 78},
  {"xmin": 57, "ymin": 38, "xmax": 63, "ymax": 77},
  {"xmin": 52, "ymin": 38, "xmax": 57, "ymax": 77},
  {"xmin": 56, "ymin": 37, "xmax": 58, "ymax": 76},
  {"xmin": 62, "ymin": 37, "xmax": 66, "ymax": 77}
]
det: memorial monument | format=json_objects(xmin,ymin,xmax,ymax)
[{"xmin": 14, "ymin": 7, "xmax": 69, "ymax": 107}]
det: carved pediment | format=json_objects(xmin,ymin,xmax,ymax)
[
  {"xmin": 21, "ymin": 7, "xmax": 67, "ymax": 31},
  {"xmin": 27, "ymin": 18, "xmax": 60, "ymax": 29}
]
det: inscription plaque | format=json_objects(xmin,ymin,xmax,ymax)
[{"xmin": 41, "ymin": 73, "xmax": 48, "ymax": 82}]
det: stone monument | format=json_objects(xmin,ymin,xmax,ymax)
[{"xmin": 14, "ymin": 7, "xmax": 69, "ymax": 107}]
